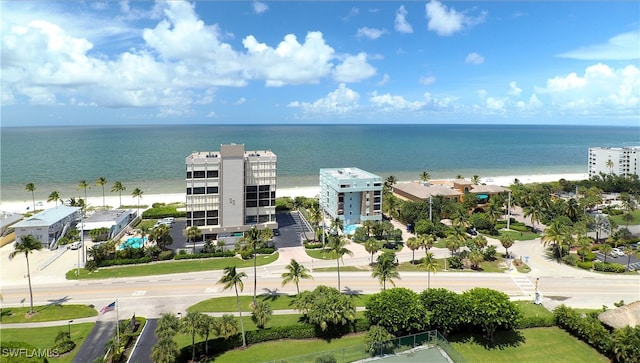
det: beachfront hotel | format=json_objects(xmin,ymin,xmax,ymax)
[
  {"xmin": 588, "ymin": 146, "xmax": 640, "ymax": 178},
  {"xmin": 319, "ymin": 167, "xmax": 383, "ymax": 226},
  {"xmin": 12, "ymin": 205, "xmax": 81, "ymax": 249},
  {"xmin": 185, "ymin": 144, "xmax": 277, "ymax": 242}
]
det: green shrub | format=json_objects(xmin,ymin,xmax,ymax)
[
  {"xmin": 593, "ymin": 261, "xmax": 626, "ymax": 273},
  {"xmin": 159, "ymin": 250, "xmax": 175, "ymax": 260},
  {"xmin": 553, "ymin": 305, "xmax": 613, "ymax": 355},
  {"xmin": 515, "ymin": 315, "xmax": 555, "ymax": 329},
  {"xmin": 562, "ymin": 254, "xmax": 579, "ymax": 266},
  {"xmin": 245, "ymin": 324, "xmax": 317, "ymax": 344},
  {"xmin": 448, "ymin": 256, "xmax": 463, "ymax": 269},
  {"xmin": 174, "ymin": 251, "xmax": 236, "ymax": 260},
  {"xmin": 315, "ymin": 354, "xmax": 337, "ymax": 363},
  {"xmin": 142, "ymin": 205, "xmax": 186, "ymax": 219},
  {"xmin": 304, "ymin": 242, "xmax": 324, "ymax": 249},
  {"xmin": 576, "ymin": 261, "xmax": 593, "ymax": 270},
  {"xmin": 584, "ymin": 252, "xmax": 596, "ymax": 261},
  {"xmin": 98, "ymin": 257, "xmax": 151, "ymax": 267}
]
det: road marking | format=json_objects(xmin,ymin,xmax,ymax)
[
  {"xmin": 205, "ymin": 288, "xmax": 218, "ymax": 293},
  {"xmin": 509, "ymin": 272, "xmax": 536, "ymax": 296},
  {"xmin": 132, "ymin": 290, "xmax": 147, "ymax": 296}
]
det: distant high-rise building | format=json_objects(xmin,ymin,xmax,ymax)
[
  {"xmin": 319, "ymin": 167, "xmax": 383, "ymax": 226},
  {"xmin": 185, "ymin": 144, "xmax": 277, "ymax": 242},
  {"xmin": 588, "ymin": 146, "xmax": 639, "ymax": 178}
]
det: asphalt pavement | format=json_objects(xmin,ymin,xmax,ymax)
[{"xmin": 72, "ymin": 321, "xmax": 116, "ymax": 363}]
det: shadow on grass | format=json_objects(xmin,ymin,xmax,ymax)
[
  {"xmin": 342, "ymin": 287, "xmax": 362, "ymax": 296},
  {"xmin": 449, "ymin": 330, "xmax": 526, "ymax": 350},
  {"xmin": 260, "ymin": 288, "xmax": 286, "ymax": 303}
]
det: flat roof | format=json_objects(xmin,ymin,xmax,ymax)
[
  {"xmin": 320, "ymin": 167, "xmax": 381, "ymax": 180},
  {"xmin": 393, "ymin": 182, "xmax": 461, "ymax": 199},
  {"xmin": 85, "ymin": 209, "xmax": 132, "ymax": 223},
  {"xmin": 12, "ymin": 205, "xmax": 80, "ymax": 228},
  {"xmin": 0, "ymin": 212, "xmax": 24, "ymax": 230}
]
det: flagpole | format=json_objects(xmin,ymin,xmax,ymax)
[{"xmin": 116, "ymin": 299, "xmax": 120, "ymax": 349}]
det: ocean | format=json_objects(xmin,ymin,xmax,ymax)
[{"xmin": 1, "ymin": 124, "xmax": 639, "ymax": 202}]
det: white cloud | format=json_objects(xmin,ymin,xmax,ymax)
[
  {"xmin": 557, "ymin": 30, "xmax": 640, "ymax": 60},
  {"xmin": 235, "ymin": 97, "xmax": 246, "ymax": 105},
  {"xmin": 206, "ymin": 111, "xmax": 217, "ymax": 118},
  {"xmin": 425, "ymin": 0, "xmax": 486, "ymax": 36},
  {"xmin": 465, "ymin": 52, "xmax": 484, "ymax": 65},
  {"xmin": 508, "ymin": 81, "xmax": 522, "ymax": 96},
  {"xmin": 419, "ymin": 75, "xmax": 436, "ymax": 86},
  {"xmin": 252, "ymin": 1, "xmax": 269, "ymax": 15},
  {"xmin": 288, "ymin": 83, "xmax": 360, "ymax": 113},
  {"xmin": 356, "ymin": 27, "xmax": 387, "ymax": 40},
  {"xmin": 377, "ymin": 74, "xmax": 390, "ymax": 86},
  {"xmin": 395, "ymin": 6, "xmax": 413, "ymax": 34},
  {"xmin": 370, "ymin": 92, "xmax": 425, "ymax": 111},
  {"xmin": 333, "ymin": 52, "xmax": 377, "ymax": 83}
]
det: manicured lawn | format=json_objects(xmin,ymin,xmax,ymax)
[
  {"xmin": 497, "ymin": 229, "xmax": 540, "ymax": 241},
  {"xmin": 65, "ymin": 253, "xmax": 279, "ymax": 280},
  {"xmin": 609, "ymin": 209, "xmax": 640, "ymax": 226},
  {"xmin": 514, "ymin": 300, "xmax": 553, "ymax": 318},
  {"xmin": 2, "ymin": 323, "xmax": 95, "ymax": 363},
  {"xmin": 450, "ymin": 327, "xmax": 607, "ymax": 363},
  {"xmin": 305, "ymin": 248, "xmax": 334, "ymax": 260},
  {"xmin": 188, "ymin": 294, "xmax": 370, "ymax": 313},
  {"xmin": 398, "ymin": 256, "xmax": 515, "ymax": 273},
  {"xmin": 0, "ymin": 304, "xmax": 97, "ymax": 323},
  {"xmin": 313, "ymin": 265, "xmax": 370, "ymax": 272}
]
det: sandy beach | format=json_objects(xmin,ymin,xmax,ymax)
[{"xmin": 0, "ymin": 172, "xmax": 588, "ymax": 215}]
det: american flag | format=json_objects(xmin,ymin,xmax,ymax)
[{"xmin": 100, "ymin": 301, "xmax": 116, "ymax": 315}]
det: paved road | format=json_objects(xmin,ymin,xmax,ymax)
[
  {"xmin": 128, "ymin": 318, "xmax": 156, "ymax": 363},
  {"xmin": 72, "ymin": 321, "xmax": 116, "ymax": 363}
]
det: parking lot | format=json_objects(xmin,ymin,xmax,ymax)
[{"xmin": 594, "ymin": 250, "xmax": 640, "ymax": 271}]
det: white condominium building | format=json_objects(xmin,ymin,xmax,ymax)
[
  {"xmin": 588, "ymin": 146, "xmax": 640, "ymax": 178},
  {"xmin": 319, "ymin": 167, "xmax": 383, "ymax": 226},
  {"xmin": 185, "ymin": 144, "xmax": 277, "ymax": 241}
]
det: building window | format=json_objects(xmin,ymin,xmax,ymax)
[
  {"xmin": 259, "ymin": 185, "xmax": 270, "ymax": 191},
  {"xmin": 245, "ymin": 215, "xmax": 257, "ymax": 224},
  {"xmin": 193, "ymin": 211, "xmax": 205, "ymax": 218},
  {"xmin": 207, "ymin": 187, "xmax": 218, "ymax": 194},
  {"xmin": 194, "ymin": 171, "xmax": 205, "ymax": 178},
  {"xmin": 246, "ymin": 192, "xmax": 257, "ymax": 200},
  {"xmin": 186, "ymin": 188, "xmax": 192, "ymax": 195},
  {"xmin": 207, "ymin": 170, "xmax": 219, "ymax": 178},
  {"xmin": 206, "ymin": 218, "xmax": 218, "ymax": 225},
  {"xmin": 186, "ymin": 171, "xmax": 192, "ymax": 178},
  {"xmin": 207, "ymin": 210, "xmax": 218, "ymax": 217},
  {"xmin": 259, "ymin": 200, "xmax": 270, "ymax": 207},
  {"xmin": 246, "ymin": 200, "xmax": 258, "ymax": 207},
  {"xmin": 193, "ymin": 187, "xmax": 205, "ymax": 195},
  {"xmin": 246, "ymin": 186, "xmax": 258, "ymax": 192}
]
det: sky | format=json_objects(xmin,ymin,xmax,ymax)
[{"xmin": 1, "ymin": 0, "xmax": 639, "ymax": 127}]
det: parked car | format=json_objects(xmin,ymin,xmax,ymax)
[
  {"xmin": 69, "ymin": 241, "xmax": 81, "ymax": 250},
  {"xmin": 610, "ymin": 247, "xmax": 625, "ymax": 257},
  {"xmin": 466, "ymin": 228, "xmax": 478, "ymax": 236},
  {"xmin": 632, "ymin": 242, "xmax": 639, "ymax": 250}
]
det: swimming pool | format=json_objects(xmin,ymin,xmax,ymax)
[
  {"xmin": 118, "ymin": 236, "xmax": 147, "ymax": 250},
  {"xmin": 344, "ymin": 224, "xmax": 361, "ymax": 235}
]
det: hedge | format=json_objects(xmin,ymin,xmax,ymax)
[
  {"xmin": 304, "ymin": 242, "xmax": 324, "ymax": 249},
  {"xmin": 174, "ymin": 251, "xmax": 237, "ymax": 260},
  {"xmin": 553, "ymin": 305, "xmax": 613, "ymax": 356},
  {"xmin": 593, "ymin": 261, "xmax": 626, "ymax": 273},
  {"xmin": 515, "ymin": 315, "xmax": 555, "ymax": 329},
  {"xmin": 98, "ymin": 256, "xmax": 152, "ymax": 267},
  {"xmin": 141, "ymin": 207, "xmax": 186, "ymax": 219}
]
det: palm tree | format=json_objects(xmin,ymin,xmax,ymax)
[
  {"xmin": 372, "ymin": 251, "xmax": 399, "ymax": 290},
  {"xmin": 330, "ymin": 217, "xmax": 343, "ymax": 235},
  {"xmin": 281, "ymin": 259, "xmax": 313, "ymax": 295},
  {"xmin": 9, "ymin": 235, "xmax": 42, "ymax": 314},
  {"xmin": 151, "ymin": 338, "xmax": 178, "ymax": 363},
  {"xmin": 406, "ymin": 236, "xmax": 421, "ymax": 263},
  {"xmin": 25, "ymin": 183, "xmax": 36, "ymax": 212},
  {"xmin": 181, "ymin": 311, "xmax": 205, "ymax": 362},
  {"xmin": 186, "ymin": 226, "xmax": 202, "ymax": 255},
  {"xmin": 48, "ymin": 191, "xmax": 62, "ymax": 206},
  {"xmin": 499, "ymin": 234, "xmax": 514, "ymax": 258},
  {"xmin": 131, "ymin": 188, "xmax": 144, "ymax": 219},
  {"xmin": 622, "ymin": 212, "xmax": 634, "ymax": 228},
  {"xmin": 471, "ymin": 175, "xmax": 481, "ymax": 185},
  {"xmin": 218, "ymin": 266, "xmax": 247, "ymax": 348},
  {"xmin": 469, "ymin": 248, "xmax": 484, "ymax": 269},
  {"xmin": 420, "ymin": 252, "xmax": 438, "ymax": 289},
  {"xmin": 419, "ymin": 171, "xmax": 431, "ymax": 182},
  {"xmin": 111, "ymin": 181, "xmax": 126, "ymax": 207},
  {"xmin": 384, "ymin": 175, "xmax": 397, "ymax": 191},
  {"xmin": 77, "ymin": 180, "xmax": 90, "ymax": 210},
  {"xmin": 600, "ymin": 244, "xmax": 613, "ymax": 263},
  {"xmin": 541, "ymin": 220, "xmax": 568, "ymax": 258},
  {"xmin": 606, "ymin": 158, "xmax": 614, "ymax": 174},
  {"xmin": 250, "ymin": 300, "xmax": 272, "ymax": 329},
  {"xmin": 241, "ymin": 226, "xmax": 262, "ymax": 303},
  {"xmin": 326, "ymin": 234, "xmax": 353, "ymax": 291},
  {"xmin": 217, "ymin": 314, "xmax": 239, "ymax": 339},
  {"xmin": 364, "ymin": 238, "xmax": 380, "ymax": 264},
  {"xmin": 420, "ymin": 234, "xmax": 435, "ymax": 256},
  {"xmin": 624, "ymin": 247, "xmax": 637, "ymax": 269},
  {"xmin": 576, "ymin": 235, "xmax": 592, "ymax": 262},
  {"xmin": 96, "ymin": 177, "xmax": 108, "ymax": 208},
  {"xmin": 473, "ymin": 234, "xmax": 488, "ymax": 251}
]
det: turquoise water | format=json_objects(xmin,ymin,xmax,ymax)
[
  {"xmin": 344, "ymin": 224, "xmax": 360, "ymax": 235},
  {"xmin": 2, "ymin": 124, "xmax": 638, "ymax": 201},
  {"xmin": 118, "ymin": 236, "xmax": 146, "ymax": 250}
]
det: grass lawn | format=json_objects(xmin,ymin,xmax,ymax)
[
  {"xmin": 314, "ymin": 265, "xmax": 370, "ymax": 272},
  {"xmin": 450, "ymin": 327, "xmax": 607, "ymax": 363},
  {"xmin": 65, "ymin": 253, "xmax": 279, "ymax": 280},
  {"xmin": 2, "ymin": 323, "xmax": 95, "ymax": 363},
  {"xmin": 513, "ymin": 301, "xmax": 553, "ymax": 318},
  {"xmin": 397, "ymin": 256, "xmax": 513, "ymax": 273},
  {"xmin": 188, "ymin": 294, "xmax": 370, "ymax": 313},
  {"xmin": 305, "ymin": 248, "xmax": 334, "ymax": 260},
  {"xmin": 1, "ymin": 304, "xmax": 97, "ymax": 323},
  {"xmin": 498, "ymin": 229, "xmax": 540, "ymax": 241},
  {"xmin": 609, "ymin": 209, "xmax": 640, "ymax": 226}
]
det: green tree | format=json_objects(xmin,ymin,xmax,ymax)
[
  {"xmin": 499, "ymin": 234, "xmax": 514, "ymax": 258},
  {"xmin": 185, "ymin": 225, "xmax": 201, "ymax": 255},
  {"xmin": 471, "ymin": 175, "xmax": 481, "ymax": 185},
  {"xmin": 218, "ymin": 266, "xmax": 247, "ymax": 347},
  {"xmin": 77, "ymin": 180, "xmax": 90, "ymax": 210},
  {"xmin": 420, "ymin": 252, "xmax": 439, "ymax": 289},
  {"xmin": 9, "ymin": 235, "xmax": 42, "ymax": 314},
  {"xmin": 25, "ymin": 183, "xmax": 36, "ymax": 212},
  {"xmin": 364, "ymin": 287, "xmax": 428, "ymax": 336},
  {"xmin": 469, "ymin": 248, "xmax": 485, "ymax": 269},
  {"xmin": 364, "ymin": 325, "xmax": 395, "ymax": 355},
  {"xmin": 372, "ymin": 252, "xmax": 400, "ymax": 290},
  {"xmin": 419, "ymin": 171, "xmax": 431, "ymax": 182},
  {"xmin": 576, "ymin": 235, "xmax": 592, "ymax": 262},
  {"xmin": 241, "ymin": 226, "xmax": 262, "ymax": 303},
  {"xmin": 111, "ymin": 181, "xmax": 126, "ymax": 207},
  {"xmin": 606, "ymin": 158, "xmax": 614, "ymax": 174},
  {"xmin": 599, "ymin": 244, "xmax": 613, "ymax": 263},
  {"xmin": 542, "ymin": 219, "xmax": 569, "ymax": 258},
  {"xmin": 181, "ymin": 311, "xmax": 206, "ymax": 362},
  {"xmin": 622, "ymin": 212, "xmax": 634, "ymax": 228},
  {"xmin": 624, "ymin": 246, "xmax": 638, "ymax": 269},
  {"xmin": 151, "ymin": 337, "xmax": 178, "ymax": 363},
  {"xmin": 217, "ymin": 314, "xmax": 239, "ymax": 339},
  {"xmin": 405, "ymin": 237, "xmax": 421, "ymax": 263},
  {"xmin": 384, "ymin": 175, "xmax": 397, "ymax": 192},
  {"xmin": 292, "ymin": 285, "xmax": 356, "ymax": 332},
  {"xmin": 150, "ymin": 224, "xmax": 173, "ymax": 249},
  {"xmin": 420, "ymin": 288, "xmax": 466, "ymax": 336},
  {"xmin": 364, "ymin": 238, "xmax": 380, "ymax": 264},
  {"xmin": 48, "ymin": 190, "xmax": 62, "ymax": 206},
  {"xmin": 612, "ymin": 325, "xmax": 640, "ymax": 363},
  {"xmin": 131, "ymin": 188, "xmax": 144, "ymax": 219},
  {"xmin": 250, "ymin": 300, "xmax": 272, "ymax": 329},
  {"xmin": 463, "ymin": 288, "xmax": 521, "ymax": 341},
  {"xmin": 326, "ymin": 234, "xmax": 353, "ymax": 291},
  {"xmin": 473, "ymin": 234, "xmax": 488, "ymax": 250},
  {"xmin": 281, "ymin": 259, "xmax": 313, "ymax": 295},
  {"xmin": 96, "ymin": 177, "xmax": 108, "ymax": 208}
]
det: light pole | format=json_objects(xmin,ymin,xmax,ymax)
[{"xmin": 68, "ymin": 320, "xmax": 73, "ymax": 338}]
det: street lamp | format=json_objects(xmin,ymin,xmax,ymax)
[{"xmin": 68, "ymin": 320, "xmax": 73, "ymax": 338}]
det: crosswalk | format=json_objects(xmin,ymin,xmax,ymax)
[{"xmin": 509, "ymin": 272, "xmax": 537, "ymax": 297}]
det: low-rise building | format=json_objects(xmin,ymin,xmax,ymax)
[
  {"xmin": 588, "ymin": 146, "xmax": 640, "ymax": 178},
  {"xmin": 393, "ymin": 179, "xmax": 508, "ymax": 205},
  {"xmin": 319, "ymin": 167, "xmax": 383, "ymax": 226},
  {"xmin": 12, "ymin": 205, "xmax": 81, "ymax": 249},
  {"xmin": 78, "ymin": 209, "xmax": 135, "ymax": 240}
]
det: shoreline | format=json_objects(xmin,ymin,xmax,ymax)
[{"xmin": 0, "ymin": 172, "xmax": 588, "ymax": 214}]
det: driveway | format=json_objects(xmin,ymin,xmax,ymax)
[
  {"xmin": 72, "ymin": 321, "xmax": 116, "ymax": 363},
  {"xmin": 128, "ymin": 318, "xmax": 156, "ymax": 363}
]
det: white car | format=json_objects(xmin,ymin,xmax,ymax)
[
  {"xmin": 610, "ymin": 248, "xmax": 625, "ymax": 257},
  {"xmin": 69, "ymin": 241, "xmax": 81, "ymax": 250}
]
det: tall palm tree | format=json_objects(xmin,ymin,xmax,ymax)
[
  {"xmin": 384, "ymin": 175, "xmax": 397, "ymax": 191},
  {"xmin": 186, "ymin": 226, "xmax": 201, "ymax": 255},
  {"xmin": 420, "ymin": 234, "xmax": 435, "ymax": 256},
  {"xmin": 218, "ymin": 266, "xmax": 247, "ymax": 348},
  {"xmin": 471, "ymin": 175, "xmax": 481, "ymax": 185},
  {"xmin": 77, "ymin": 180, "xmax": 90, "ymax": 210},
  {"xmin": 419, "ymin": 171, "xmax": 431, "ymax": 182},
  {"xmin": 326, "ymin": 234, "xmax": 353, "ymax": 291},
  {"xmin": 406, "ymin": 236, "xmax": 421, "ymax": 263},
  {"xmin": 9, "ymin": 235, "xmax": 42, "ymax": 314},
  {"xmin": 420, "ymin": 252, "xmax": 438, "ymax": 289},
  {"xmin": 364, "ymin": 238, "xmax": 380, "ymax": 264},
  {"xmin": 48, "ymin": 191, "xmax": 61, "ymax": 206},
  {"xmin": 111, "ymin": 181, "xmax": 126, "ymax": 207},
  {"xmin": 372, "ymin": 251, "xmax": 399, "ymax": 290},
  {"xmin": 181, "ymin": 311, "xmax": 205, "ymax": 362},
  {"xmin": 151, "ymin": 338, "xmax": 178, "ymax": 363},
  {"xmin": 499, "ymin": 234, "xmax": 514, "ymax": 258},
  {"xmin": 250, "ymin": 300, "xmax": 272, "ymax": 329},
  {"xmin": 600, "ymin": 244, "xmax": 613, "ymax": 263},
  {"xmin": 241, "ymin": 226, "xmax": 262, "ymax": 303},
  {"xmin": 131, "ymin": 188, "xmax": 144, "ymax": 219},
  {"xmin": 25, "ymin": 183, "xmax": 36, "ymax": 212},
  {"xmin": 96, "ymin": 177, "xmax": 108, "ymax": 208},
  {"xmin": 606, "ymin": 158, "xmax": 614, "ymax": 174},
  {"xmin": 541, "ymin": 220, "xmax": 568, "ymax": 258},
  {"xmin": 281, "ymin": 259, "xmax": 313, "ymax": 295}
]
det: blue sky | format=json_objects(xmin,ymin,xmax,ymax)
[{"xmin": 1, "ymin": 0, "xmax": 639, "ymax": 126}]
